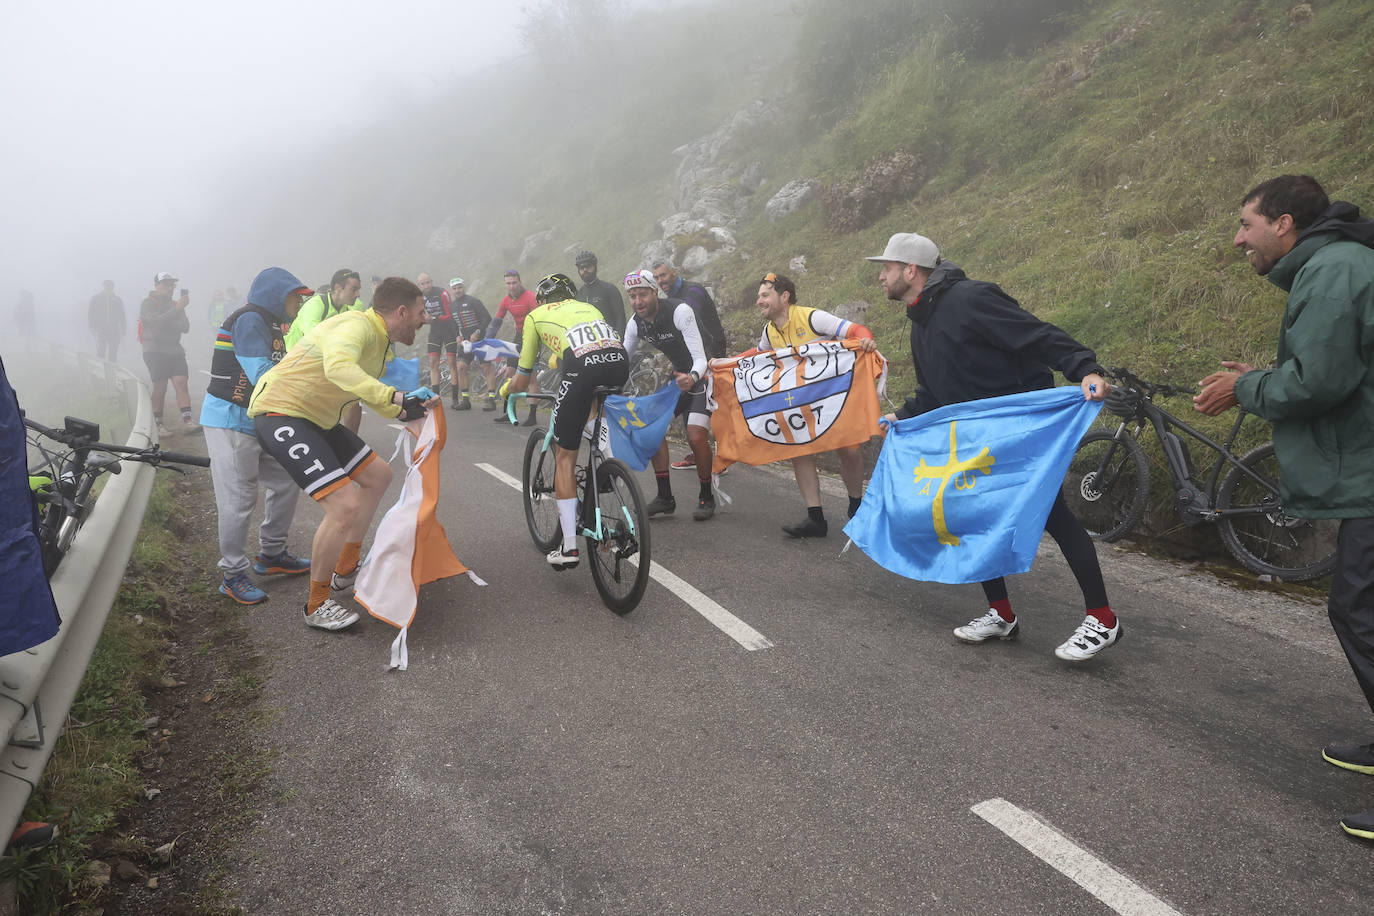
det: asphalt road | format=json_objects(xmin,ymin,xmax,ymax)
[{"xmin": 218, "ymin": 403, "xmax": 1373, "ymax": 915}]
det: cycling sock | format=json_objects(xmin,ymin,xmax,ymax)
[
  {"xmin": 808, "ymin": 506, "xmax": 825, "ymax": 523},
  {"xmin": 989, "ymin": 598, "xmax": 1015, "ymax": 622},
  {"xmin": 848, "ymin": 496, "xmax": 863, "ymax": 518},
  {"xmin": 179, "ymin": 406, "xmax": 193, "ymax": 422},
  {"xmin": 699, "ymin": 477, "xmax": 713, "ymax": 499},
  {"xmin": 558, "ymin": 498, "xmax": 578, "ymax": 551},
  {"xmin": 307, "ymin": 579, "xmax": 330, "ymax": 613},
  {"xmin": 336, "ymin": 541, "xmax": 362, "ymax": 576},
  {"xmin": 1087, "ymin": 605, "xmax": 1116, "ymax": 627},
  {"xmin": 656, "ymin": 473, "xmax": 672, "ymax": 499}
]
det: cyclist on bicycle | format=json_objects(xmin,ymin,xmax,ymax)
[
  {"xmin": 621, "ymin": 269, "xmax": 716, "ymax": 521},
  {"xmin": 499, "ymin": 273, "xmax": 628, "ymax": 569},
  {"xmin": 419, "ymin": 273, "xmax": 460, "ymax": 406},
  {"xmin": 489, "ymin": 269, "xmax": 543, "ymax": 426}
]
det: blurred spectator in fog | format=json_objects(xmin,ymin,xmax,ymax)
[
  {"xmin": 209, "ymin": 289, "xmax": 228, "ymax": 328},
  {"xmin": 225, "ymin": 285, "xmax": 244, "ymax": 311},
  {"xmin": 140, "ymin": 271, "xmax": 197, "ymax": 434},
  {"xmin": 88, "ymin": 280, "xmax": 126, "ymax": 361},
  {"xmin": 14, "ymin": 290, "xmax": 37, "ymax": 338}
]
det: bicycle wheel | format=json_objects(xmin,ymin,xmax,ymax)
[
  {"xmin": 1216, "ymin": 442, "xmax": 1338, "ymax": 581},
  {"xmin": 1061, "ymin": 429, "xmax": 1149, "ymax": 541},
  {"xmin": 467, "ymin": 361, "xmax": 489, "ymax": 398},
  {"xmin": 522, "ymin": 427, "xmax": 561, "ymax": 553},
  {"xmin": 585, "ymin": 457, "xmax": 651, "ymax": 614}
]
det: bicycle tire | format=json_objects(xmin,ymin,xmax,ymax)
[
  {"xmin": 1216, "ymin": 442, "xmax": 1338, "ymax": 581},
  {"xmin": 1062, "ymin": 429, "xmax": 1149, "ymax": 542},
  {"xmin": 467, "ymin": 361, "xmax": 489, "ymax": 398},
  {"xmin": 521, "ymin": 427, "xmax": 561, "ymax": 553},
  {"xmin": 585, "ymin": 458, "xmax": 651, "ymax": 615}
]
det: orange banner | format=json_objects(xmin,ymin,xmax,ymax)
[{"xmin": 709, "ymin": 339, "xmax": 886, "ymax": 473}]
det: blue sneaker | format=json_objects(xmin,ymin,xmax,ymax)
[
  {"xmin": 252, "ymin": 551, "xmax": 310, "ymax": 576},
  {"xmin": 220, "ymin": 573, "xmax": 267, "ymax": 605}
]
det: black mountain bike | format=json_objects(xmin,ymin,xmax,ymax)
[
  {"xmin": 25, "ymin": 414, "xmax": 210, "ymax": 576},
  {"xmin": 1061, "ymin": 367, "xmax": 1338, "ymax": 581},
  {"xmin": 511, "ymin": 390, "xmax": 651, "ymax": 613}
]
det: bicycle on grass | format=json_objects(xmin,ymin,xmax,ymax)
[
  {"xmin": 24, "ymin": 413, "xmax": 210, "ymax": 576},
  {"xmin": 508, "ymin": 389, "xmax": 652, "ymax": 613},
  {"xmin": 1060, "ymin": 366, "xmax": 1337, "ymax": 581}
]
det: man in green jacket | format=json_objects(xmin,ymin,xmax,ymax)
[
  {"xmin": 1195, "ymin": 174, "xmax": 1374, "ymax": 841},
  {"xmin": 285, "ymin": 268, "xmax": 364, "ymax": 431}
]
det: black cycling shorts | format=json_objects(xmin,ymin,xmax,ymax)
[
  {"xmin": 674, "ymin": 381, "xmax": 710, "ymax": 428},
  {"xmin": 143, "ymin": 350, "xmax": 189, "ymax": 383},
  {"xmin": 551, "ymin": 349, "xmax": 629, "ymax": 451},
  {"xmin": 427, "ymin": 321, "xmax": 459, "ymax": 354},
  {"xmin": 253, "ymin": 414, "xmax": 377, "ymax": 501}
]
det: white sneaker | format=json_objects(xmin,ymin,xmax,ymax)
[
  {"xmin": 954, "ymin": 608, "xmax": 1019, "ymax": 643},
  {"xmin": 303, "ymin": 598, "xmax": 360, "ymax": 631},
  {"xmin": 546, "ymin": 545, "xmax": 580, "ymax": 570},
  {"xmin": 330, "ymin": 565, "xmax": 359, "ymax": 596},
  {"xmin": 1054, "ymin": 614, "xmax": 1122, "ymax": 661}
]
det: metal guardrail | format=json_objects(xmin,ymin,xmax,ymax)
[{"xmin": 0, "ymin": 346, "xmax": 155, "ymax": 842}]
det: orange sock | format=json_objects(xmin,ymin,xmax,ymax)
[
  {"xmin": 335, "ymin": 541, "xmax": 362, "ymax": 576},
  {"xmin": 307, "ymin": 579, "xmax": 331, "ymax": 613}
]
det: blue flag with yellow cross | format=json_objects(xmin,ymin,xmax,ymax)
[
  {"xmin": 845, "ymin": 387, "xmax": 1102, "ymax": 584},
  {"xmin": 603, "ymin": 381, "xmax": 681, "ymax": 471}
]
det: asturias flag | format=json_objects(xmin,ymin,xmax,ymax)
[
  {"xmin": 708, "ymin": 339, "xmax": 885, "ymax": 473},
  {"xmin": 603, "ymin": 381, "xmax": 679, "ymax": 471},
  {"xmin": 845, "ymin": 387, "xmax": 1102, "ymax": 584}
]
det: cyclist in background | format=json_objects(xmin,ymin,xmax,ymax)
[
  {"xmin": 499, "ymin": 273, "xmax": 627, "ymax": 569},
  {"xmin": 418, "ymin": 273, "xmax": 460, "ymax": 405},
  {"xmin": 574, "ymin": 249, "xmax": 627, "ymax": 337},
  {"xmin": 489, "ymin": 269, "xmax": 542, "ymax": 426},
  {"xmin": 287, "ymin": 269, "xmax": 366, "ymax": 432},
  {"xmin": 447, "ymin": 277, "xmax": 493, "ymax": 411},
  {"xmin": 621, "ymin": 269, "xmax": 716, "ymax": 521}
]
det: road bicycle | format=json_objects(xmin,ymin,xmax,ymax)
[
  {"xmin": 510, "ymin": 390, "xmax": 651, "ymax": 613},
  {"xmin": 1061, "ymin": 366, "xmax": 1337, "ymax": 581},
  {"xmin": 623, "ymin": 350, "xmax": 672, "ymax": 397},
  {"xmin": 24, "ymin": 413, "xmax": 210, "ymax": 576}
]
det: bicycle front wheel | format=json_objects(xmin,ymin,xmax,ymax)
[
  {"xmin": 585, "ymin": 458, "xmax": 651, "ymax": 615},
  {"xmin": 1216, "ymin": 442, "xmax": 1338, "ymax": 581},
  {"xmin": 522, "ymin": 427, "xmax": 561, "ymax": 553},
  {"xmin": 1062, "ymin": 430, "xmax": 1149, "ymax": 541}
]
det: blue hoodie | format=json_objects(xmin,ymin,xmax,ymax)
[{"xmin": 200, "ymin": 267, "xmax": 307, "ymax": 434}]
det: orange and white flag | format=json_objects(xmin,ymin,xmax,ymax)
[
  {"xmin": 355, "ymin": 408, "xmax": 480, "ymax": 670},
  {"xmin": 708, "ymin": 339, "xmax": 887, "ymax": 473}
]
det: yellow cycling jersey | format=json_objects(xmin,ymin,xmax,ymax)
[
  {"xmin": 762, "ymin": 305, "xmax": 856, "ymax": 350},
  {"xmin": 518, "ymin": 299, "xmax": 623, "ymax": 373},
  {"xmin": 248, "ymin": 308, "xmax": 402, "ymax": 428}
]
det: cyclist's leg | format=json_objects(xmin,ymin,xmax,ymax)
[
  {"xmin": 838, "ymin": 444, "xmax": 865, "ymax": 516},
  {"xmin": 1043, "ymin": 492, "xmax": 1109, "ymax": 613},
  {"xmin": 455, "ymin": 353, "xmax": 470, "ymax": 393},
  {"xmin": 427, "ymin": 346, "xmax": 442, "ymax": 389},
  {"xmin": 342, "ymin": 402, "xmax": 362, "ymax": 433},
  {"xmin": 791, "ymin": 454, "xmax": 822, "ymax": 506},
  {"xmin": 550, "ymin": 365, "xmax": 590, "ymax": 553}
]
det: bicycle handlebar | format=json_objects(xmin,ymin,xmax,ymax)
[
  {"xmin": 1106, "ymin": 366, "xmax": 1196, "ymax": 399},
  {"xmin": 25, "ymin": 417, "xmax": 211, "ymax": 467}
]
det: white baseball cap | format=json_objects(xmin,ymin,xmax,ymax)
[
  {"xmin": 865, "ymin": 233, "xmax": 940, "ymax": 268},
  {"xmin": 623, "ymin": 269, "xmax": 657, "ymax": 292},
  {"xmin": 153, "ymin": 271, "xmax": 178, "ymax": 284}
]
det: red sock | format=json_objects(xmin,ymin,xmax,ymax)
[
  {"xmin": 1088, "ymin": 605, "xmax": 1116, "ymax": 628},
  {"xmin": 990, "ymin": 598, "xmax": 1014, "ymax": 622}
]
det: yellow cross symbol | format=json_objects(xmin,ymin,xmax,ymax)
[
  {"xmin": 618, "ymin": 400, "xmax": 647, "ymax": 431},
  {"xmin": 912, "ymin": 421, "xmax": 995, "ymax": 547}
]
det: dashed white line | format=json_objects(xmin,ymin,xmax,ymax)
[
  {"xmin": 474, "ymin": 462, "xmax": 773, "ymax": 651},
  {"xmin": 971, "ymin": 798, "xmax": 1183, "ymax": 916}
]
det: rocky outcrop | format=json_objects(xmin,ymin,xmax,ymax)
[
  {"xmin": 765, "ymin": 180, "xmax": 819, "ymax": 222},
  {"xmin": 821, "ymin": 149, "xmax": 923, "ymax": 234},
  {"xmin": 519, "ymin": 229, "xmax": 556, "ymax": 265}
]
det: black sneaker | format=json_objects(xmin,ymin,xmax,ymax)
[
  {"xmin": 482, "ymin": 397, "xmax": 497, "ymax": 412},
  {"xmin": 782, "ymin": 516, "xmax": 828, "ymax": 538},
  {"xmin": 1323, "ymin": 742, "xmax": 1374, "ymax": 775},
  {"xmin": 1341, "ymin": 808, "xmax": 1374, "ymax": 840},
  {"xmin": 646, "ymin": 495, "xmax": 676, "ymax": 517},
  {"xmin": 693, "ymin": 496, "xmax": 715, "ymax": 521}
]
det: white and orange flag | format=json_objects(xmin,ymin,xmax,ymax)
[
  {"xmin": 355, "ymin": 407, "xmax": 481, "ymax": 670},
  {"xmin": 708, "ymin": 339, "xmax": 887, "ymax": 473}
]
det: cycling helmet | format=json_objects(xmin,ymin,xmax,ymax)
[
  {"xmin": 574, "ymin": 249, "xmax": 597, "ymax": 268},
  {"xmin": 623, "ymin": 269, "xmax": 657, "ymax": 292},
  {"xmin": 535, "ymin": 273, "xmax": 578, "ymax": 304}
]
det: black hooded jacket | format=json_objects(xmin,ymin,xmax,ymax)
[{"xmin": 896, "ymin": 262, "xmax": 1103, "ymax": 419}]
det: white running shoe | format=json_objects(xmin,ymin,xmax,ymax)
[
  {"xmin": 1054, "ymin": 614, "xmax": 1122, "ymax": 661},
  {"xmin": 330, "ymin": 565, "xmax": 359, "ymax": 596},
  {"xmin": 954, "ymin": 608, "xmax": 1019, "ymax": 643},
  {"xmin": 546, "ymin": 545, "xmax": 580, "ymax": 570},
  {"xmin": 303, "ymin": 599, "xmax": 360, "ymax": 631}
]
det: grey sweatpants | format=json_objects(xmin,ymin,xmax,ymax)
[{"xmin": 204, "ymin": 424, "xmax": 301, "ymax": 578}]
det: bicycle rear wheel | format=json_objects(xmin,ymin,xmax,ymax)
[
  {"xmin": 585, "ymin": 457, "xmax": 651, "ymax": 615},
  {"xmin": 522, "ymin": 427, "xmax": 561, "ymax": 553},
  {"xmin": 1062, "ymin": 429, "xmax": 1149, "ymax": 542},
  {"xmin": 1216, "ymin": 442, "xmax": 1338, "ymax": 581}
]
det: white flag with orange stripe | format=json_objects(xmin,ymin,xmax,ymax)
[{"xmin": 355, "ymin": 408, "xmax": 481, "ymax": 669}]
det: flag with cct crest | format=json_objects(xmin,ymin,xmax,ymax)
[
  {"xmin": 708, "ymin": 339, "xmax": 886, "ymax": 473},
  {"xmin": 845, "ymin": 387, "xmax": 1101, "ymax": 584}
]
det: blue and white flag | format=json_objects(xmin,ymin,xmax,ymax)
[
  {"xmin": 463, "ymin": 338, "xmax": 520, "ymax": 362},
  {"xmin": 845, "ymin": 387, "xmax": 1102, "ymax": 584},
  {"xmin": 603, "ymin": 381, "xmax": 680, "ymax": 471},
  {"xmin": 379, "ymin": 356, "xmax": 419, "ymax": 392}
]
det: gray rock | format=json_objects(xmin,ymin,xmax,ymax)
[
  {"xmin": 639, "ymin": 239, "xmax": 676, "ymax": 269},
  {"xmin": 681, "ymin": 246, "xmax": 713, "ymax": 273},
  {"xmin": 710, "ymin": 227, "xmax": 737, "ymax": 249},
  {"xmin": 739, "ymin": 161, "xmax": 765, "ymax": 191},
  {"xmin": 830, "ymin": 300, "xmax": 872, "ymax": 325},
  {"xmin": 765, "ymin": 179, "xmax": 818, "ymax": 222},
  {"xmin": 519, "ymin": 229, "xmax": 556, "ymax": 265},
  {"xmin": 789, "ymin": 255, "xmax": 808, "ymax": 276},
  {"xmin": 660, "ymin": 212, "xmax": 707, "ymax": 239}
]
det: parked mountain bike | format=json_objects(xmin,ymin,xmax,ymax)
[
  {"xmin": 25, "ymin": 413, "xmax": 210, "ymax": 576},
  {"xmin": 1061, "ymin": 366, "xmax": 1337, "ymax": 581},
  {"xmin": 511, "ymin": 390, "xmax": 651, "ymax": 613}
]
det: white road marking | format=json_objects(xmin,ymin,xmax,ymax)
[
  {"xmin": 971, "ymin": 798, "xmax": 1183, "ymax": 916},
  {"xmin": 474, "ymin": 462, "xmax": 773, "ymax": 651}
]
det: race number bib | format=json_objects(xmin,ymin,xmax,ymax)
[{"xmin": 566, "ymin": 319, "xmax": 620, "ymax": 357}]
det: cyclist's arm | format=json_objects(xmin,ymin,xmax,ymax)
[
  {"xmin": 319, "ymin": 322, "xmax": 401, "ymax": 417},
  {"xmin": 671, "ymin": 303, "xmax": 708, "ymax": 378},
  {"xmin": 486, "ymin": 300, "xmax": 509, "ymax": 339},
  {"xmin": 471, "ymin": 299, "xmax": 492, "ymax": 338},
  {"xmin": 515, "ymin": 310, "xmax": 544, "ymax": 375}
]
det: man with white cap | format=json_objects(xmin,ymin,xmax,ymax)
[{"xmin": 867, "ymin": 232, "xmax": 1120, "ymax": 662}]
